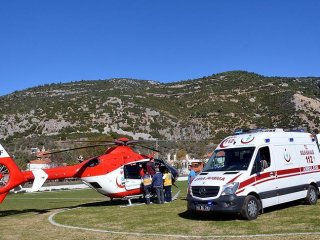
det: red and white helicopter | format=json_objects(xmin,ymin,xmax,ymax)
[{"xmin": 0, "ymin": 138, "xmax": 178, "ymax": 204}]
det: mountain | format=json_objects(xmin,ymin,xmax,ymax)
[{"xmin": 1, "ymin": 71, "xmax": 320, "ymax": 166}]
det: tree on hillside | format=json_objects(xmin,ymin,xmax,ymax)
[{"xmin": 176, "ymin": 149, "xmax": 187, "ymax": 160}]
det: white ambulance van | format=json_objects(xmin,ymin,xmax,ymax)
[{"xmin": 187, "ymin": 128, "xmax": 320, "ymax": 220}]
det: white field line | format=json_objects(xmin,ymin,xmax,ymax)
[{"xmin": 48, "ymin": 208, "xmax": 320, "ymax": 238}]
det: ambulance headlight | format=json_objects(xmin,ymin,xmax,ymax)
[{"xmin": 221, "ymin": 182, "xmax": 239, "ymax": 196}]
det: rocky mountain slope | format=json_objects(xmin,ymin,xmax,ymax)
[
  {"xmin": 1, "ymin": 71, "xmax": 320, "ymax": 143},
  {"xmin": 2, "ymin": 70, "xmax": 320, "ymax": 168}
]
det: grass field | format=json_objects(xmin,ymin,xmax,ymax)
[{"xmin": 1, "ymin": 181, "xmax": 320, "ymax": 240}]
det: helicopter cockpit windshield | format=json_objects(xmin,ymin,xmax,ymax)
[{"xmin": 203, "ymin": 147, "xmax": 255, "ymax": 172}]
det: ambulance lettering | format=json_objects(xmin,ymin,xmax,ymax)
[
  {"xmin": 303, "ymin": 165, "xmax": 319, "ymax": 172},
  {"xmin": 220, "ymin": 137, "xmax": 236, "ymax": 148},
  {"xmin": 300, "ymin": 150, "xmax": 314, "ymax": 155},
  {"xmin": 305, "ymin": 155, "xmax": 314, "ymax": 164},
  {"xmin": 193, "ymin": 177, "xmax": 206, "ymax": 181},
  {"xmin": 206, "ymin": 176, "xmax": 225, "ymax": 181},
  {"xmin": 300, "ymin": 146, "xmax": 315, "ymax": 164},
  {"xmin": 193, "ymin": 176, "xmax": 225, "ymax": 182},
  {"xmin": 0, "ymin": 150, "xmax": 3, "ymax": 156}
]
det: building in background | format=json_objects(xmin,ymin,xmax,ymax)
[
  {"xmin": 167, "ymin": 153, "xmax": 208, "ymax": 175},
  {"xmin": 27, "ymin": 146, "xmax": 55, "ymax": 170}
]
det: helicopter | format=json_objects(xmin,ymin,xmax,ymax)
[{"xmin": 0, "ymin": 137, "xmax": 179, "ymax": 204}]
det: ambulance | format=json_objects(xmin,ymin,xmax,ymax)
[{"xmin": 187, "ymin": 128, "xmax": 320, "ymax": 220}]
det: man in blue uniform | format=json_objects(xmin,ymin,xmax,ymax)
[{"xmin": 152, "ymin": 167, "xmax": 164, "ymax": 204}]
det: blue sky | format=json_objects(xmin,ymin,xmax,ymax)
[{"xmin": 1, "ymin": 0, "xmax": 320, "ymax": 96}]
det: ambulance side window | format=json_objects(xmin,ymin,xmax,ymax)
[{"xmin": 252, "ymin": 147, "xmax": 271, "ymax": 174}]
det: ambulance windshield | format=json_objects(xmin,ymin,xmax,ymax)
[{"xmin": 203, "ymin": 147, "xmax": 255, "ymax": 172}]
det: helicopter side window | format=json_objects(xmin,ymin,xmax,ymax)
[
  {"xmin": 86, "ymin": 158, "xmax": 100, "ymax": 167},
  {"xmin": 124, "ymin": 164, "xmax": 141, "ymax": 179}
]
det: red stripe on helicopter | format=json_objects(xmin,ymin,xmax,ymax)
[{"xmin": 107, "ymin": 189, "xmax": 142, "ymax": 198}]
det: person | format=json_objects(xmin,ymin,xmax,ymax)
[
  {"xmin": 188, "ymin": 165, "xmax": 196, "ymax": 185},
  {"xmin": 139, "ymin": 164, "xmax": 145, "ymax": 178},
  {"xmin": 152, "ymin": 167, "xmax": 164, "ymax": 204},
  {"xmin": 163, "ymin": 169, "xmax": 172, "ymax": 202},
  {"xmin": 146, "ymin": 157, "xmax": 156, "ymax": 176},
  {"xmin": 260, "ymin": 154, "xmax": 269, "ymax": 170},
  {"xmin": 141, "ymin": 170, "xmax": 152, "ymax": 204},
  {"xmin": 187, "ymin": 165, "xmax": 196, "ymax": 194}
]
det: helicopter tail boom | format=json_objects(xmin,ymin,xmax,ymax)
[{"xmin": 0, "ymin": 144, "xmax": 79, "ymax": 203}]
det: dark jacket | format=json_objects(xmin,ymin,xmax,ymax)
[
  {"xmin": 152, "ymin": 172, "xmax": 163, "ymax": 188},
  {"xmin": 146, "ymin": 161, "xmax": 156, "ymax": 176}
]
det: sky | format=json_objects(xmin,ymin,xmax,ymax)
[{"xmin": 1, "ymin": 0, "xmax": 320, "ymax": 96}]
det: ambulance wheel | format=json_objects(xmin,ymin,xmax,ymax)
[
  {"xmin": 241, "ymin": 195, "xmax": 259, "ymax": 220},
  {"xmin": 305, "ymin": 185, "xmax": 318, "ymax": 205}
]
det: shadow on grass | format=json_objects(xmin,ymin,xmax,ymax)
[
  {"xmin": 179, "ymin": 199, "xmax": 308, "ymax": 221},
  {"xmin": 0, "ymin": 195, "xmax": 159, "ymax": 218},
  {"xmin": 263, "ymin": 199, "xmax": 303, "ymax": 213},
  {"xmin": 0, "ymin": 199, "xmax": 129, "ymax": 218},
  {"xmin": 0, "ymin": 209, "xmax": 51, "ymax": 217},
  {"xmin": 0, "ymin": 196, "xmax": 310, "ymax": 220},
  {"xmin": 179, "ymin": 210, "xmax": 239, "ymax": 221}
]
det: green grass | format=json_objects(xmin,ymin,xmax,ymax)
[{"xmin": 1, "ymin": 182, "xmax": 320, "ymax": 238}]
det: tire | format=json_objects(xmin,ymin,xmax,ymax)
[
  {"xmin": 305, "ymin": 185, "xmax": 318, "ymax": 205},
  {"xmin": 241, "ymin": 195, "xmax": 259, "ymax": 220}
]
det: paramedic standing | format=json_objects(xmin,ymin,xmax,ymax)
[
  {"xmin": 163, "ymin": 169, "xmax": 172, "ymax": 202},
  {"xmin": 142, "ymin": 170, "xmax": 152, "ymax": 204}
]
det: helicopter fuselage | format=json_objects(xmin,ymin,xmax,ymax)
[{"xmin": 0, "ymin": 141, "xmax": 178, "ymax": 203}]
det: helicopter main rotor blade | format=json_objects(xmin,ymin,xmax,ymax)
[
  {"xmin": 134, "ymin": 144, "xmax": 160, "ymax": 153},
  {"xmin": 42, "ymin": 144, "xmax": 109, "ymax": 155},
  {"xmin": 126, "ymin": 140, "xmax": 140, "ymax": 145},
  {"xmin": 61, "ymin": 140, "xmax": 115, "ymax": 143}
]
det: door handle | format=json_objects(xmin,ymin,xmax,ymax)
[{"xmin": 269, "ymin": 171, "xmax": 275, "ymax": 177}]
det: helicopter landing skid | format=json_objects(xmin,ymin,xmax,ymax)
[{"xmin": 120, "ymin": 194, "xmax": 145, "ymax": 207}]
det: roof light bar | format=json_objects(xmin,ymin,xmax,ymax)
[{"xmin": 233, "ymin": 127, "xmax": 307, "ymax": 135}]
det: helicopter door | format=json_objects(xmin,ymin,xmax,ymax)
[
  {"xmin": 155, "ymin": 159, "xmax": 179, "ymax": 182},
  {"xmin": 123, "ymin": 163, "xmax": 143, "ymax": 190}
]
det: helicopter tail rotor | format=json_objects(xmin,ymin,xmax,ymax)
[{"xmin": 0, "ymin": 145, "xmax": 27, "ymax": 203}]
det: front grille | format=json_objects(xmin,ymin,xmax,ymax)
[{"xmin": 192, "ymin": 186, "xmax": 220, "ymax": 198}]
